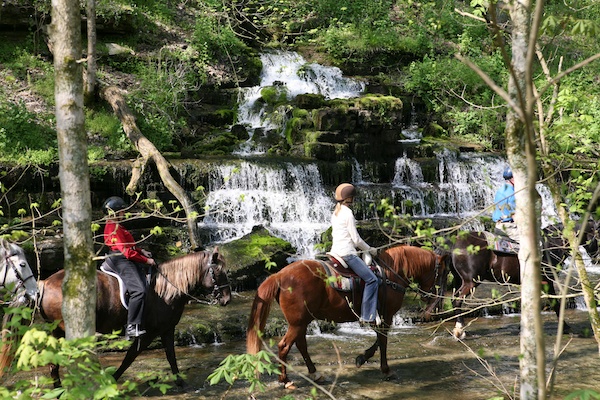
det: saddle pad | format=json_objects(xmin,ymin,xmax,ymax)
[
  {"xmin": 99, "ymin": 262, "xmax": 129, "ymax": 310},
  {"xmin": 483, "ymin": 231, "xmax": 519, "ymax": 254},
  {"xmin": 320, "ymin": 260, "xmax": 355, "ymax": 292}
]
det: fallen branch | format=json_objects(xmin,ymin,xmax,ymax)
[{"xmin": 99, "ymin": 84, "xmax": 201, "ymax": 249}]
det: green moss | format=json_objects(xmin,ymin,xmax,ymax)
[
  {"xmin": 260, "ymin": 86, "xmax": 289, "ymax": 106},
  {"xmin": 220, "ymin": 227, "xmax": 293, "ymax": 270},
  {"xmin": 357, "ymin": 94, "xmax": 403, "ymax": 111}
]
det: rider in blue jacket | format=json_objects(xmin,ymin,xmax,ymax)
[{"xmin": 492, "ymin": 166, "xmax": 519, "ymax": 241}]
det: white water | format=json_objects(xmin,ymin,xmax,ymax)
[
  {"xmin": 235, "ymin": 51, "xmax": 365, "ymax": 155},
  {"xmin": 199, "ymin": 161, "xmax": 333, "ymax": 258},
  {"xmin": 391, "ymin": 149, "xmax": 558, "ymax": 227},
  {"xmin": 201, "ymin": 51, "xmax": 571, "ymax": 267}
]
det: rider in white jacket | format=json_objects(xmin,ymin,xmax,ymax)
[{"xmin": 330, "ymin": 183, "xmax": 379, "ymax": 325}]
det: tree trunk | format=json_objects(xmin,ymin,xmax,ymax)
[
  {"xmin": 99, "ymin": 84, "xmax": 201, "ymax": 249},
  {"xmin": 84, "ymin": 0, "xmax": 96, "ymax": 103},
  {"xmin": 50, "ymin": 0, "xmax": 96, "ymax": 339},
  {"xmin": 506, "ymin": 1, "xmax": 546, "ymax": 398}
]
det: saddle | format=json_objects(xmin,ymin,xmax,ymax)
[
  {"xmin": 317, "ymin": 252, "xmax": 383, "ymax": 318},
  {"xmin": 98, "ymin": 256, "xmax": 153, "ymax": 310},
  {"xmin": 483, "ymin": 231, "xmax": 520, "ymax": 254}
]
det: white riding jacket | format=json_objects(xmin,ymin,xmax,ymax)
[{"xmin": 330, "ymin": 204, "xmax": 370, "ymax": 257}]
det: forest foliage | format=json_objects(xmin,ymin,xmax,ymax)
[{"xmin": 0, "ymin": 0, "xmax": 598, "ymax": 167}]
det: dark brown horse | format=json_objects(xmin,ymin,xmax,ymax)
[
  {"xmin": 8, "ymin": 248, "xmax": 231, "ymax": 386},
  {"xmin": 247, "ymin": 245, "xmax": 447, "ymax": 388},
  {"xmin": 446, "ymin": 222, "xmax": 598, "ymax": 339}
]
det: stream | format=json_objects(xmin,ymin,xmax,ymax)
[{"xmin": 105, "ymin": 292, "xmax": 600, "ymax": 399}]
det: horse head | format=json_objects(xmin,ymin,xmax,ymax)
[
  {"xmin": 582, "ymin": 219, "xmax": 600, "ymax": 259},
  {"xmin": 0, "ymin": 238, "xmax": 38, "ymax": 303},
  {"xmin": 205, "ymin": 247, "xmax": 231, "ymax": 306}
]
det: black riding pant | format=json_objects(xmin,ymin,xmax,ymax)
[{"xmin": 109, "ymin": 255, "xmax": 147, "ymax": 326}]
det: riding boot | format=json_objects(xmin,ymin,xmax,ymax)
[{"xmin": 125, "ymin": 324, "xmax": 146, "ymax": 340}]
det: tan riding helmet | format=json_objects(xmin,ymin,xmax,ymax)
[{"xmin": 335, "ymin": 183, "xmax": 356, "ymax": 202}]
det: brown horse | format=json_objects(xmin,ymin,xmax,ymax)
[
  {"xmin": 246, "ymin": 245, "xmax": 447, "ymax": 387},
  {"xmin": 446, "ymin": 222, "xmax": 598, "ymax": 339},
  {"xmin": 7, "ymin": 248, "xmax": 231, "ymax": 387}
]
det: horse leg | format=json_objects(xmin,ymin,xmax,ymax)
[
  {"xmin": 543, "ymin": 278, "xmax": 572, "ymax": 334},
  {"xmin": 376, "ymin": 326, "xmax": 396, "ymax": 380},
  {"xmin": 277, "ymin": 324, "xmax": 304, "ymax": 389},
  {"xmin": 161, "ymin": 329, "xmax": 186, "ymax": 387},
  {"xmin": 49, "ymin": 363, "xmax": 61, "ymax": 388},
  {"xmin": 452, "ymin": 282, "xmax": 475, "ymax": 340},
  {"xmin": 355, "ymin": 338, "xmax": 378, "ymax": 367},
  {"xmin": 113, "ymin": 336, "xmax": 153, "ymax": 381},
  {"xmin": 293, "ymin": 328, "xmax": 324, "ymax": 384}
]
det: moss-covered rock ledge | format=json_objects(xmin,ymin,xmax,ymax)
[{"xmin": 219, "ymin": 225, "xmax": 294, "ymax": 291}]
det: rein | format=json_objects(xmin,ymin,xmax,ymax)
[{"xmin": 376, "ymin": 251, "xmax": 443, "ymax": 298}]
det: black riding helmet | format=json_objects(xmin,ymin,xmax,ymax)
[{"xmin": 102, "ymin": 196, "xmax": 128, "ymax": 215}]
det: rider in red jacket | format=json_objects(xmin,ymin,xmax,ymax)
[{"xmin": 103, "ymin": 196, "xmax": 156, "ymax": 339}]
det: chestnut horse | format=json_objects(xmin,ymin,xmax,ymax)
[
  {"xmin": 446, "ymin": 222, "xmax": 598, "ymax": 339},
  {"xmin": 0, "ymin": 248, "xmax": 231, "ymax": 386},
  {"xmin": 247, "ymin": 245, "xmax": 447, "ymax": 387}
]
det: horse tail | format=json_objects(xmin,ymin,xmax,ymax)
[{"xmin": 247, "ymin": 274, "xmax": 280, "ymax": 355}]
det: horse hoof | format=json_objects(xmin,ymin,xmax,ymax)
[
  {"xmin": 355, "ymin": 355, "xmax": 366, "ymax": 368},
  {"xmin": 383, "ymin": 371, "xmax": 397, "ymax": 381},
  {"xmin": 308, "ymin": 372, "xmax": 325, "ymax": 383},
  {"xmin": 452, "ymin": 327, "xmax": 466, "ymax": 340},
  {"xmin": 284, "ymin": 381, "xmax": 296, "ymax": 390}
]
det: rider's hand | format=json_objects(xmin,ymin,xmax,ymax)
[
  {"xmin": 368, "ymin": 247, "xmax": 378, "ymax": 256},
  {"xmin": 146, "ymin": 258, "xmax": 156, "ymax": 266},
  {"xmin": 141, "ymin": 249, "xmax": 153, "ymax": 258}
]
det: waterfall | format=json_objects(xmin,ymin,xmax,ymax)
[
  {"xmin": 391, "ymin": 150, "xmax": 505, "ymax": 222},
  {"xmin": 200, "ymin": 51, "xmax": 566, "ymax": 260},
  {"xmin": 235, "ymin": 51, "xmax": 365, "ymax": 155},
  {"xmin": 199, "ymin": 161, "xmax": 333, "ymax": 259},
  {"xmin": 389, "ymin": 149, "xmax": 559, "ymax": 227}
]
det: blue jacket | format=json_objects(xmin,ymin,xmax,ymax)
[{"xmin": 492, "ymin": 183, "xmax": 516, "ymax": 222}]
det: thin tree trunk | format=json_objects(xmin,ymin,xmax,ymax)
[
  {"xmin": 50, "ymin": 0, "xmax": 96, "ymax": 339},
  {"xmin": 84, "ymin": 0, "xmax": 96, "ymax": 102},
  {"xmin": 99, "ymin": 84, "xmax": 201, "ymax": 249},
  {"xmin": 505, "ymin": 0, "xmax": 546, "ymax": 398}
]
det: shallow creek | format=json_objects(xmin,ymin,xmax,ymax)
[
  {"xmin": 117, "ymin": 292, "xmax": 600, "ymax": 399},
  {"xmin": 6, "ymin": 290, "xmax": 600, "ymax": 399}
]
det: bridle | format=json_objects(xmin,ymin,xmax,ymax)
[
  {"xmin": 1, "ymin": 248, "xmax": 36, "ymax": 296},
  {"xmin": 204, "ymin": 259, "xmax": 232, "ymax": 303}
]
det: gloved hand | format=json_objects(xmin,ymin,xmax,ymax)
[{"xmin": 368, "ymin": 247, "xmax": 378, "ymax": 256}]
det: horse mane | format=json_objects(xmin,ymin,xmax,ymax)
[
  {"xmin": 384, "ymin": 245, "xmax": 436, "ymax": 278},
  {"xmin": 153, "ymin": 251, "xmax": 210, "ymax": 304}
]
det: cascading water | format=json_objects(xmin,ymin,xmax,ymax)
[
  {"xmin": 235, "ymin": 51, "xmax": 365, "ymax": 155},
  {"xmin": 201, "ymin": 50, "xmax": 565, "ymax": 263},
  {"xmin": 199, "ymin": 161, "xmax": 333, "ymax": 259},
  {"xmin": 390, "ymin": 149, "xmax": 558, "ymax": 228}
]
